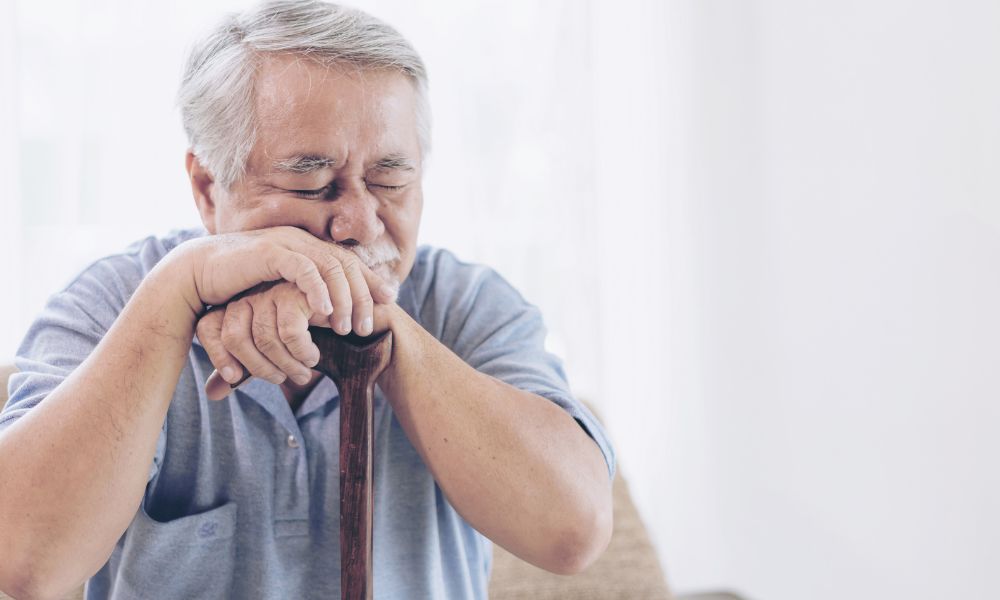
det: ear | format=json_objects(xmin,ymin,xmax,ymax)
[{"xmin": 186, "ymin": 151, "xmax": 219, "ymax": 234}]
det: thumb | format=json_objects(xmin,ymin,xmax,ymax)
[{"xmin": 205, "ymin": 368, "xmax": 251, "ymax": 401}]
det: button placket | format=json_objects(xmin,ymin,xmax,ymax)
[{"xmin": 275, "ymin": 425, "xmax": 310, "ymax": 537}]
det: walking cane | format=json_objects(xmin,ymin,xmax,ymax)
[{"xmin": 309, "ymin": 327, "xmax": 393, "ymax": 600}]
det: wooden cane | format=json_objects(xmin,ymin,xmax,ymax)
[{"xmin": 309, "ymin": 327, "xmax": 393, "ymax": 600}]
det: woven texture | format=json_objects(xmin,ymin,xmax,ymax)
[
  {"xmin": 0, "ymin": 363, "xmax": 13, "ymax": 407},
  {"xmin": 488, "ymin": 464, "xmax": 671, "ymax": 600}
]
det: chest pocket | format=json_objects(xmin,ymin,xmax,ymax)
[{"xmin": 108, "ymin": 501, "xmax": 238, "ymax": 599}]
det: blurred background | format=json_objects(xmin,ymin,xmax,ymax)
[{"xmin": 1, "ymin": 1, "xmax": 998, "ymax": 598}]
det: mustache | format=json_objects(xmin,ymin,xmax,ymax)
[{"xmin": 340, "ymin": 239, "xmax": 401, "ymax": 270}]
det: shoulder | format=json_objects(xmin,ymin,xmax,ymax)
[
  {"xmin": 59, "ymin": 227, "xmax": 206, "ymax": 305},
  {"xmin": 400, "ymin": 245, "xmax": 538, "ymax": 349},
  {"xmin": 404, "ymin": 245, "xmax": 525, "ymax": 313},
  {"xmin": 407, "ymin": 246, "xmax": 492, "ymax": 288},
  {"xmin": 25, "ymin": 228, "xmax": 206, "ymax": 339}
]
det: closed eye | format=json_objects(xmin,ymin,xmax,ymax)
[
  {"xmin": 289, "ymin": 185, "xmax": 334, "ymax": 199},
  {"xmin": 368, "ymin": 183, "xmax": 407, "ymax": 192}
]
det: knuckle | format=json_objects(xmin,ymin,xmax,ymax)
[
  {"xmin": 275, "ymin": 309, "xmax": 301, "ymax": 331},
  {"xmin": 354, "ymin": 292, "xmax": 375, "ymax": 309},
  {"xmin": 340, "ymin": 253, "xmax": 362, "ymax": 274},
  {"xmin": 292, "ymin": 253, "xmax": 314, "ymax": 276},
  {"xmin": 195, "ymin": 318, "xmax": 211, "ymax": 339},
  {"xmin": 256, "ymin": 337, "xmax": 279, "ymax": 355},
  {"xmin": 251, "ymin": 323, "xmax": 279, "ymax": 354},
  {"xmin": 319, "ymin": 257, "xmax": 345, "ymax": 280},
  {"xmin": 251, "ymin": 366, "xmax": 280, "ymax": 382},
  {"xmin": 242, "ymin": 352, "xmax": 274, "ymax": 373},
  {"xmin": 220, "ymin": 324, "xmax": 244, "ymax": 348},
  {"xmin": 230, "ymin": 299, "xmax": 252, "ymax": 316},
  {"xmin": 278, "ymin": 330, "xmax": 303, "ymax": 349},
  {"xmin": 287, "ymin": 345, "xmax": 309, "ymax": 362}
]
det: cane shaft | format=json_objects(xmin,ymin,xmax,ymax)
[{"xmin": 309, "ymin": 328, "xmax": 392, "ymax": 600}]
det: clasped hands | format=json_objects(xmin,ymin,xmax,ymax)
[{"xmin": 178, "ymin": 226, "xmax": 399, "ymax": 401}]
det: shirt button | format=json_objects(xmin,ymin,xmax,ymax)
[{"xmin": 287, "ymin": 434, "xmax": 300, "ymax": 449}]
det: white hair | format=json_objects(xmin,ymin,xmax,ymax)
[{"xmin": 177, "ymin": 0, "xmax": 431, "ymax": 189}]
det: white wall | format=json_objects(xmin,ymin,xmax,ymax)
[
  {"xmin": 591, "ymin": 1, "xmax": 1000, "ymax": 598},
  {"xmin": 0, "ymin": 0, "xmax": 23, "ymax": 349},
  {"xmin": 2, "ymin": 1, "xmax": 998, "ymax": 599},
  {"xmin": 0, "ymin": 0, "xmax": 606, "ymax": 397}
]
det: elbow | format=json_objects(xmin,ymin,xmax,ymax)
[
  {"xmin": 544, "ymin": 494, "xmax": 614, "ymax": 575},
  {"xmin": 0, "ymin": 571, "xmax": 32, "ymax": 600},
  {"xmin": 0, "ymin": 539, "xmax": 35, "ymax": 599},
  {"xmin": 1, "ymin": 564, "xmax": 86, "ymax": 600},
  {"xmin": 0, "ymin": 567, "xmax": 60, "ymax": 600},
  {"xmin": 0, "ymin": 540, "xmax": 93, "ymax": 600}
]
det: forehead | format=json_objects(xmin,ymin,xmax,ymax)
[{"xmin": 250, "ymin": 53, "xmax": 419, "ymax": 169}]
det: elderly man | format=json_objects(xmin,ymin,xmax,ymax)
[{"xmin": 0, "ymin": 1, "xmax": 614, "ymax": 598}]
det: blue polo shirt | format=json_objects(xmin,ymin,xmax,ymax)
[{"xmin": 1, "ymin": 229, "xmax": 615, "ymax": 599}]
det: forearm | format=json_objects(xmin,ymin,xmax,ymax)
[
  {"xmin": 0, "ymin": 258, "xmax": 198, "ymax": 598},
  {"xmin": 378, "ymin": 306, "xmax": 613, "ymax": 574}
]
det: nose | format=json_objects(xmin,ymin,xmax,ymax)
[{"xmin": 327, "ymin": 183, "xmax": 384, "ymax": 246}]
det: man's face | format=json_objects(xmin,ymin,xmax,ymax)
[{"xmin": 199, "ymin": 54, "xmax": 424, "ymax": 291}]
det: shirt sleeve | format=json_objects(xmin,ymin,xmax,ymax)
[
  {"xmin": 406, "ymin": 248, "xmax": 616, "ymax": 480},
  {"xmin": 1, "ymin": 252, "xmax": 167, "ymax": 481}
]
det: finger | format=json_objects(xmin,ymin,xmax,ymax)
[
  {"xmin": 205, "ymin": 369, "xmax": 245, "ymax": 401},
  {"xmin": 196, "ymin": 308, "xmax": 245, "ymax": 389},
  {"xmin": 336, "ymin": 252, "xmax": 375, "ymax": 336},
  {"xmin": 267, "ymin": 229, "xmax": 354, "ymax": 324},
  {"xmin": 313, "ymin": 253, "xmax": 354, "ymax": 336},
  {"xmin": 275, "ymin": 287, "xmax": 321, "ymax": 367},
  {"xmin": 252, "ymin": 296, "xmax": 314, "ymax": 385},
  {"xmin": 265, "ymin": 247, "xmax": 334, "ymax": 317},
  {"xmin": 360, "ymin": 262, "xmax": 399, "ymax": 305},
  {"xmin": 221, "ymin": 300, "xmax": 286, "ymax": 385},
  {"xmin": 274, "ymin": 229, "xmax": 391, "ymax": 326}
]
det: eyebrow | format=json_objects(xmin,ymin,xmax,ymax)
[
  {"xmin": 272, "ymin": 154, "xmax": 336, "ymax": 174},
  {"xmin": 369, "ymin": 154, "xmax": 417, "ymax": 172},
  {"xmin": 271, "ymin": 153, "xmax": 417, "ymax": 175}
]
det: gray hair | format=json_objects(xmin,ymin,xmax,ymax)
[{"xmin": 178, "ymin": 0, "xmax": 430, "ymax": 189}]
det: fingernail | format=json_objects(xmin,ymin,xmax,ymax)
[
  {"xmin": 338, "ymin": 317, "xmax": 352, "ymax": 333},
  {"xmin": 293, "ymin": 373, "xmax": 311, "ymax": 385},
  {"xmin": 221, "ymin": 366, "xmax": 238, "ymax": 383},
  {"xmin": 361, "ymin": 317, "xmax": 373, "ymax": 335},
  {"xmin": 322, "ymin": 299, "xmax": 334, "ymax": 315},
  {"xmin": 380, "ymin": 283, "xmax": 398, "ymax": 300}
]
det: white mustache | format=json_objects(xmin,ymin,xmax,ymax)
[{"xmin": 344, "ymin": 239, "xmax": 401, "ymax": 270}]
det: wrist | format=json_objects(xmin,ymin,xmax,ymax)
[
  {"xmin": 141, "ymin": 246, "xmax": 203, "ymax": 332},
  {"xmin": 376, "ymin": 303, "xmax": 427, "ymax": 397},
  {"xmin": 157, "ymin": 240, "xmax": 209, "ymax": 320}
]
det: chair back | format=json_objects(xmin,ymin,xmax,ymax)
[{"xmin": 1, "ymin": 362, "xmax": 15, "ymax": 408}]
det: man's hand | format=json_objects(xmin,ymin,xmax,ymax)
[
  {"xmin": 191, "ymin": 229, "xmax": 400, "ymax": 401},
  {"xmin": 197, "ymin": 281, "xmax": 330, "ymax": 400},
  {"xmin": 176, "ymin": 225, "xmax": 399, "ymax": 400},
  {"xmin": 175, "ymin": 225, "xmax": 398, "ymax": 331}
]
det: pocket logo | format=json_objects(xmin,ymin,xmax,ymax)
[{"xmin": 197, "ymin": 521, "xmax": 219, "ymax": 539}]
